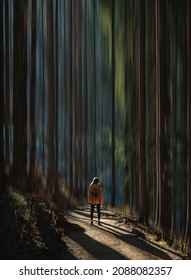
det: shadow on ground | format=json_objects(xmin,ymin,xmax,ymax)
[
  {"xmin": 0, "ymin": 195, "xmax": 184, "ymax": 260},
  {"xmin": 0, "ymin": 192, "xmax": 75, "ymax": 260},
  {"xmin": 64, "ymin": 225, "xmax": 128, "ymax": 260},
  {"xmin": 68, "ymin": 207, "xmax": 183, "ymax": 260}
]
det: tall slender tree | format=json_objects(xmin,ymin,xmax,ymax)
[
  {"xmin": 123, "ymin": 0, "xmax": 132, "ymax": 211},
  {"xmin": 68, "ymin": 0, "xmax": 73, "ymax": 192},
  {"xmin": 155, "ymin": 0, "xmax": 160, "ymax": 228},
  {"xmin": 41, "ymin": 0, "xmax": 45, "ymax": 175},
  {"xmin": 46, "ymin": 0, "xmax": 55, "ymax": 195},
  {"xmin": 54, "ymin": 0, "xmax": 59, "ymax": 199},
  {"xmin": 78, "ymin": 0, "xmax": 83, "ymax": 195},
  {"xmin": 83, "ymin": 0, "xmax": 88, "ymax": 194},
  {"xmin": 73, "ymin": 0, "xmax": 79, "ymax": 197},
  {"xmin": 186, "ymin": 0, "xmax": 191, "ymax": 245},
  {"xmin": 93, "ymin": 0, "xmax": 97, "ymax": 176},
  {"xmin": 158, "ymin": 0, "xmax": 168, "ymax": 236},
  {"xmin": 0, "ymin": 0, "xmax": 5, "ymax": 191},
  {"xmin": 28, "ymin": 0, "xmax": 37, "ymax": 191},
  {"xmin": 139, "ymin": 0, "xmax": 148, "ymax": 224},
  {"xmin": 123, "ymin": 0, "xmax": 128, "ymax": 209},
  {"xmin": 63, "ymin": 0, "xmax": 67, "ymax": 181},
  {"xmin": 4, "ymin": 0, "xmax": 10, "ymax": 174},
  {"xmin": 111, "ymin": 0, "xmax": 116, "ymax": 206},
  {"xmin": 12, "ymin": 0, "xmax": 28, "ymax": 186}
]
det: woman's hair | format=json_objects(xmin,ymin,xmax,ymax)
[{"xmin": 93, "ymin": 177, "xmax": 99, "ymax": 184}]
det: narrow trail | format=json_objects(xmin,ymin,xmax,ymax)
[
  {"xmin": 0, "ymin": 192, "xmax": 184, "ymax": 260},
  {"xmin": 63, "ymin": 206, "xmax": 182, "ymax": 260}
]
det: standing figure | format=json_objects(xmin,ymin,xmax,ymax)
[{"xmin": 88, "ymin": 177, "xmax": 104, "ymax": 225}]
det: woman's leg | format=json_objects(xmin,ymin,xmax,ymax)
[
  {"xmin": 97, "ymin": 204, "xmax": 101, "ymax": 223},
  {"xmin": 91, "ymin": 204, "xmax": 94, "ymax": 224}
]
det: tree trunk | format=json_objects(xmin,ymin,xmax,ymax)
[
  {"xmin": 28, "ymin": 0, "xmax": 37, "ymax": 191},
  {"xmin": 68, "ymin": 0, "xmax": 73, "ymax": 192},
  {"xmin": 41, "ymin": 0, "xmax": 45, "ymax": 175},
  {"xmin": 4, "ymin": 0, "xmax": 10, "ymax": 175},
  {"xmin": 158, "ymin": 0, "xmax": 168, "ymax": 236},
  {"xmin": 83, "ymin": 0, "xmax": 88, "ymax": 195},
  {"xmin": 0, "ymin": 0, "xmax": 5, "ymax": 191},
  {"xmin": 63, "ymin": 0, "xmax": 67, "ymax": 181},
  {"xmin": 46, "ymin": 0, "xmax": 55, "ymax": 195},
  {"xmin": 94, "ymin": 0, "xmax": 97, "ymax": 176},
  {"xmin": 186, "ymin": 0, "xmax": 191, "ymax": 245},
  {"xmin": 155, "ymin": 0, "xmax": 160, "ymax": 229},
  {"xmin": 78, "ymin": 0, "xmax": 83, "ymax": 195},
  {"xmin": 73, "ymin": 0, "xmax": 79, "ymax": 198},
  {"xmin": 123, "ymin": 0, "xmax": 130, "ymax": 210},
  {"xmin": 111, "ymin": 0, "xmax": 116, "ymax": 206},
  {"xmin": 12, "ymin": 0, "xmax": 28, "ymax": 187},
  {"xmin": 54, "ymin": 0, "xmax": 59, "ymax": 200},
  {"xmin": 139, "ymin": 0, "xmax": 148, "ymax": 224}
]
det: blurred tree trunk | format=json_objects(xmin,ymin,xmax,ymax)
[
  {"xmin": 155, "ymin": 0, "xmax": 160, "ymax": 228},
  {"xmin": 28, "ymin": 0, "xmax": 37, "ymax": 191},
  {"xmin": 12, "ymin": 0, "xmax": 28, "ymax": 187},
  {"xmin": 111, "ymin": 0, "xmax": 116, "ymax": 206},
  {"xmin": 145, "ymin": 0, "xmax": 156, "ymax": 225},
  {"xmin": 73, "ymin": 0, "xmax": 78, "ymax": 197},
  {"xmin": 123, "ymin": 0, "xmax": 131, "ymax": 210},
  {"xmin": 46, "ymin": 0, "xmax": 55, "ymax": 195},
  {"xmin": 139, "ymin": 0, "xmax": 148, "ymax": 224},
  {"xmin": 42, "ymin": 0, "xmax": 45, "ymax": 176},
  {"xmin": 83, "ymin": 0, "xmax": 88, "ymax": 194},
  {"xmin": 54, "ymin": 0, "xmax": 59, "ymax": 199},
  {"xmin": 68, "ymin": 0, "xmax": 73, "ymax": 192},
  {"xmin": 63, "ymin": 0, "xmax": 67, "ymax": 181},
  {"xmin": 78, "ymin": 0, "xmax": 83, "ymax": 195},
  {"xmin": 93, "ymin": 0, "xmax": 97, "ymax": 176},
  {"xmin": 184, "ymin": 12, "xmax": 188, "ymax": 244},
  {"xmin": 186, "ymin": 0, "xmax": 191, "ymax": 245},
  {"xmin": 4, "ymin": 0, "xmax": 10, "ymax": 175},
  {"xmin": 158, "ymin": 0, "xmax": 168, "ymax": 236},
  {"xmin": 0, "ymin": 0, "xmax": 5, "ymax": 191}
]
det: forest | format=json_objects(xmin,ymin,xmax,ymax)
[{"xmin": 0, "ymin": 0, "xmax": 191, "ymax": 258}]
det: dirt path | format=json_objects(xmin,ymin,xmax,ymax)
[
  {"xmin": 0, "ymin": 192, "xmax": 184, "ymax": 260},
  {"xmin": 63, "ymin": 206, "xmax": 182, "ymax": 260}
]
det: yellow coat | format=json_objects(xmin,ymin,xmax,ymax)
[{"xmin": 88, "ymin": 183, "xmax": 104, "ymax": 205}]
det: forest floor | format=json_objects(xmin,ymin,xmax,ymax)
[{"xmin": 0, "ymin": 190, "xmax": 187, "ymax": 260}]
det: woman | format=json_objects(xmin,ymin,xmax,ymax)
[{"xmin": 88, "ymin": 177, "xmax": 104, "ymax": 225}]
